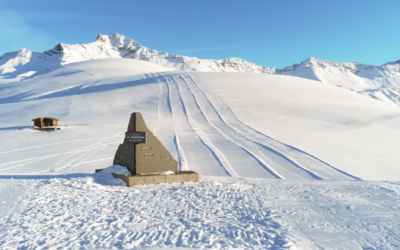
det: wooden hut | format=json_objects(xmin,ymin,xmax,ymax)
[{"xmin": 32, "ymin": 117, "xmax": 59, "ymax": 128}]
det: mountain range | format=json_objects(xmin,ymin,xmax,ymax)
[{"xmin": 1, "ymin": 33, "xmax": 399, "ymax": 106}]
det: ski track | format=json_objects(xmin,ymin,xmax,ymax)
[
  {"xmin": 168, "ymin": 74, "xmax": 279, "ymax": 179},
  {"xmin": 152, "ymin": 73, "xmax": 186, "ymax": 172},
  {"xmin": 0, "ymin": 136, "xmax": 118, "ymax": 155},
  {"xmin": 0, "ymin": 133, "xmax": 121, "ymax": 174},
  {"xmin": 157, "ymin": 73, "xmax": 230, "ymax": 176},
  {"xmin": 50, "ymin": 133, "xmax": 122, "ymax": 174},
  {"xmin": 0, "ymin": 144, "xmax": 120, "ymax": 174},
  {"xmin": 152, "ymin": 72, "xmax": 359, "ymax": 181},
  {"xmin": 186, "ymin": 74, "xmax": 359, "ymax": 180},
  {"xmin": 186, "ymin": 73, "xmax": 358, "ymax": 180}
]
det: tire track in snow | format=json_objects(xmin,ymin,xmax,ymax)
[
  {"xmin": 186, "ymin": 73, "xmax": 359, "ymax": 180},
  {"xmin": 180, "ymin": 74, "xmax": 318, "ymax": 180},
  {"xmin": 155, "ymin": 73, "xmax": 230, "ymax": 177},
  {"xmin": 165, "ymin": 75, "xmax": 239, "ymax": 177},
  {"xmin": 164, "ymin": 74, "xmax": 277, "ymax": 179},
  {"xmin": 152, "ymin": 73, "xmax": 185, "ymax": 171},
  {"xmin": 172, "ymin": 74, "xmax": 283, "ymax": 179}
]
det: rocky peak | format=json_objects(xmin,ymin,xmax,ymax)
[
  {"xmin": 44, "ymin": 43, "xmax": 69, "ymax": 56},
  {"xmin": 96, "ymin": 34, "xmax": 108, "ymax": 42}
]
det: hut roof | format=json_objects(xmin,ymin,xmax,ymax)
[{"xmin": 32, "ymin": 117, "xmax": 59, "ymax": 121}]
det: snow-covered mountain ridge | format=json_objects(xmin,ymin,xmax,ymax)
[
  {"xmin": 0, "ymin": 33, "xmax": 274, "ymax": 81},
  {"xmin": 278, "ymin": 57, "xmax": 400, "ymax": 105},
  {"xmin": 1, "ymin": 33, "xmax": 400, "ymax": 105}
]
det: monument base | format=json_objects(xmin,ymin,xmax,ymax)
[{"xmin": 95, "ymin": 169, "xmax": 200, "ymax": 186}]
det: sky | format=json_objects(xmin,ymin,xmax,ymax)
[{"xmin": 0, "ymin": 0, "xmax": 399, "ymax": 68}]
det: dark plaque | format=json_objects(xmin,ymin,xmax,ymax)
[{"xmin": 125, "ymin": 132, "xmax": 146, "ymax": 144}]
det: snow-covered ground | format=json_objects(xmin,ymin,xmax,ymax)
[
  {"xmin": 1, "ymin": 58, "xmax": 400, "ymax": 249},
  {"xmin": 1, "ymin": 171, "xmax": 399, "ymax": 249}
]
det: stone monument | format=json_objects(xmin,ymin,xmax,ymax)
[
  {"xmin": 97, "ymin": 112, "xmax": 199, "ymax": 186},
  {"xmin": 113, "ymin": 112, "xmax": 178, "ymax": 175}
]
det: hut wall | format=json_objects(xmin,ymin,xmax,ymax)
[
  {"xmin": 33, "ymin": 118, "xmax": 58, "ymax": 127},
  {"xmin": 43, "ymin": 118, "xmax": 53, "ymax": 127},
  {"xmin": 33, "ymin": 118, "xmax": 43, "ymax": 127}
]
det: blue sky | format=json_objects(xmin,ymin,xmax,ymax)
[{"xmin": 1, "ymin": 0, "xmax": 399, "ymax": 68}]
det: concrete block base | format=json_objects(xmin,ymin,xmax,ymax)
[{"xmin": 95, "ymin": 169, "xmax": 199, "ymax": 186}]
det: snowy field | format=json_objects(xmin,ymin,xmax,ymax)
[
  {"xmin": 1, "ymin": 58, "xmax": 400, "ymax": 249},
  {"xmin": 1, "ymin": 172, "xmax": 399, "ymax": 249}
]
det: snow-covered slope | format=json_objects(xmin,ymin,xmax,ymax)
[
  {"xmin": 1, "ymin": 59, "xmax": 400, "ymax": 249},
  {"xmin": 0, "ymin": 48, "xmax": 61, "ymax": 82},
  {"xmin": 1, "ymin": 59, "xmax": 400, "ymax": 180}
]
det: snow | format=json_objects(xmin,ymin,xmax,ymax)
[
  {"xmin": 279, "ymin": 57, "xmax": 400, "ymax": 106},
  {"xmin": 199, "ymin": 72, "xmax": 400, "ymax": 180},
  {"xmin": 1, "ymin": 58, "xmax": 400, "ymax": 249},
  {"xmin": 94, "ymin": 165, "xmax": 131, "ymax": 186},
  {"xmin": 0, "ymin": 176, "xmax": 399, "ymax": 249}
]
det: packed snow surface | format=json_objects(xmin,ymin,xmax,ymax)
[{"xmin": 1, "ymin": 58, "xmax": 400, "ymax": 249}]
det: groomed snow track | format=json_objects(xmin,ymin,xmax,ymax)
[{"xmin": 149, "ymin": 72, "xmax": 359, "ymax": 181}]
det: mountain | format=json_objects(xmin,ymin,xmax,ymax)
[
  {"xmin": 1, "ymin": 33, "xmax": 400, "ymax": 106},
  {"xmin": 0, "ymin": 33, "xmax": 274, "ymax": 83},
  {"xmin": 278, "ymin": 57, "xmax": 400, "ymax": 106}
]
